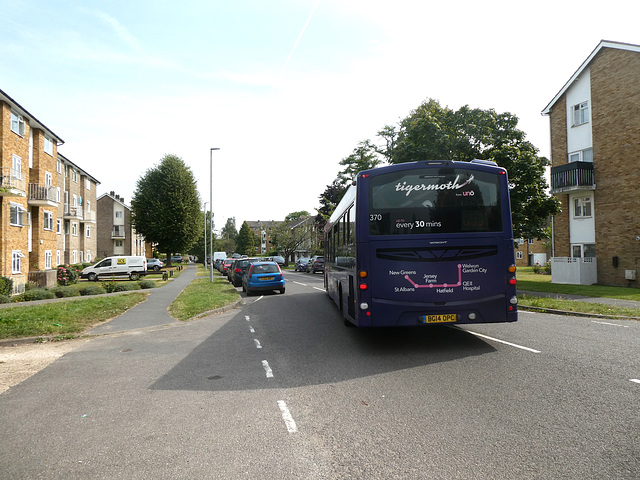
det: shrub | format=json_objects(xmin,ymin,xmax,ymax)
[
  {"xmin": 53, "ymin": 286, "xmax": 81, "ymax": 298},
  {"xmin": 138, "ymin": 280, "xmax": 156, "ymax": 289},
  {"xmin": 102, "ymin": 280, "xmax": 118, "ymax": 293},
  {"xmin": 0, "ymin": 295, "xmax": 11, "ymax": 304},
  {"xmin": 0, "ymin": 277, "xmax": 13, "ymax": 296},
  {"xmin": 15, "ymin": 288, "xmax": 56, "ymax": 302},
  {"xmin": 79, "ymin": 285, "xmax": 107, "ymax": 296},
  {"xmin": 114, "ymin": 283, "xmax": 137, "ymax": 292},
  {"xmin": 57, "ymin": 264, "xmax": 79, "ymax": 285}
]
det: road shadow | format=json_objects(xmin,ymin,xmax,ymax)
[{"xmin": 151, "ymin": 291, "xmax": 496, "ymax": 392}]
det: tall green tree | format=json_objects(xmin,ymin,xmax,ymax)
[
  {"xmin": 221, "ymin": 217, "xmax": 238, "ymax": 243},
  {"xmin": 337, "ymin": 139, "xmax": 383, "ymax": 186},
  {"xmin": 285, "ymin": 211, "xmax": 310, "ymax": 223},
  {"xmin": 272, "ymin": 216, "xmax": 313, "ymax": 265},
  {"xmin": 235, "ymin": 221, "xmax": 255, "ymax": 256},
  {"xmin": 315, "ymin": 180, "xmax": 347, "ymax": 227},
  {"xmin": 131, "ymin": 154, "xmax": 201, "ymax": 264},
  {"xmin": 377, "ymin": 99, "xmax": 560, "ymax": 238}
]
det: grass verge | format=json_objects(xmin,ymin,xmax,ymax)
[
  {"xmin": 0, "ymin": 293, "xmax": 147, "ymax": 340},
  {"xmin": 169, "ymin": 274, "xmax": 240, "ymax": 321},
  {"xmin": 518, "ymin": 294, "xmax": 640, "ymax": 319}
]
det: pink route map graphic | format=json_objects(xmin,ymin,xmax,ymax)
[{"xmin": 404, "ymin": 264, "xmax": 463, "ymax": 289}]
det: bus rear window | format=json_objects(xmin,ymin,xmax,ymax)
[{"xmin": 369, "ymin": 168, "xmax": 502, "ymax": 235}]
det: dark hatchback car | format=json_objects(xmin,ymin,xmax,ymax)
[
  {"xmin": 229, "ymin": 257, "xmax": 260, "ymax": 287},
  {"xmin": 306, "ymin": 255, "xmax": 324, "ymax": 273},
  {"xmin": 242, "ymin": 261, "xmax": 285, "ymax": 295}
]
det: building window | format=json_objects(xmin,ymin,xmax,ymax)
[
  {"xmin": 572, "ymin": 101, "xmax": 589, "ymax": 126},
  {"xmin": 569, "ymin": 148, "xmax": 593, "ymax": 163},
  {"xmin": 115, "ymin": 240, "xmax": 124, "ymax": 247},
  {"xmin": 10, "ymin": 203, "xmax": 26, "ymax": 226},
  {"xmin": 56, "ymin": 219, "xmax": 62, "ymax": 234},
  {"xmin": 86, "ymin": 178, "xmax": 91, "ymax": 190},
  {"xmin": 56, "ymin": 250, "xmax": 61, "ymax": 266},
  {"xmin": 79, "ymin": 251, "xmax": 84, "ymax": 263},
  {"xmin": 115, "ymin": 210, "xmax": 123, "ymax": 219},
  {"xmin": 44, "ymin": 136, "xmax": 53, "ymax": 156},
  {"xmin": 12, "ymin": 251, "xmax": 24, "ymax": 274},
  {"xmin": 45, "ymin": 171, "xmax": 53, "ymax": 186},
  {"xmin": 45, "ymin": 250, "xmax": 52, "ymax": 269},
  {"xmin": 528, "ymin": 238, "xmax": 535, "ymax": 244},
  {"xmin": 12, "ymin": 154, "xmax": 22, "ymax": 180},
  {"xmin": 44, "ymin": 211, "xmax": 54, "ymax": 230},
  {"xmin": 11, "ymin": 111, "xmax": 25, "ymax": 136},
  {"xmin": 56, "ymin": 187, "xmax": 61, "ymax": 203},
  {"xmin": 72, "ymin": 250, "xmax": 77, "ymax": 264},
  {"xmin": 72, "ymin": 222, "xmax": 78, "ymax": 236},
  {"xmin": 72, "ymin": 170, "xmax": 78, "ymax": 182},
  {"xmin": 87, "ymin": 251, "xmax": 91, "ymax": 262},
  {"xmin": 64, "ymin": 220, "xmax": 70, "ymax": 235},
  {"xmin": 574, "ymin": 196, "xmax": 592, "ymax": 218},
  {"xmin": 516, "ymin": 251, "xmax": 523, "ymax": 260},
  {"xmin": 86, "ymin": 225, "xmax": 91, "ymax": 238},
  {"xmin": 57, "ymin": 159, "xmax": 63, "ymax": 174}
]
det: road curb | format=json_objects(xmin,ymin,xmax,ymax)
[{"xmin": 519, "ymin": 305, "xmax": 640, "ymax": 321}]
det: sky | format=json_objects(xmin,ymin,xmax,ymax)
[{"xmin": 1, "ymin": 0, "xmax": 638, "ymax": 234}]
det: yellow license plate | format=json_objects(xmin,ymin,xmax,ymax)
[
  {"xmin": 420, "ymin": 314, "xmax": 457, "ymax": 324},
  {"xmin": 261, "ymin": 276, "xmax": 274, "ymax": 281}
]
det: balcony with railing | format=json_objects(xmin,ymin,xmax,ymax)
[
  {"xmin": 28, "ymin": 183, "xmax": 58, "ymax": 206},
  {"xmin": 550, "ymin": 161, "xmax": 595, "ymax": 194},
  {"xmin": 112, "ymin": 225, "xmax": 126, "ymax": 239},
  {"xmin": 0, "ymin": 168, "xmax": 27, "ymax": 197}
]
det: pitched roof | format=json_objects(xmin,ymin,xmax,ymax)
[
  {"xmin": 0, "ymin": 87, "xmax": 65, "ymax": 144},
  {"xmin": 541, "ymin": 40, "xmax": 640, "ymax": 115}
]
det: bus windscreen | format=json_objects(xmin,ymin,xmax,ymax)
[{"xmin": 369, "ymin": 168, "xmax": 502, "ymax": 235}]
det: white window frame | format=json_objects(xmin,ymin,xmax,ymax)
[
  {"xmin": 10, "ymin": 202, "xmax": 26, "ymax": 226},
  {"xmin": 516, "ymin": 251, "xmax": 523, "ymax": 260},
  {"xmin": 12, "ymin": 154, "xmax": 22, "ymax": 180},
  {"xmin": 44, "ymin": 210, "xmax": 54, "ymax": 230},
  {"xmin": 56, "ymin": 250, "xmax": 61, "ymax": 267},
  {"xmin": 11, "ymin": 111, "xmax": 25, "ymax": 136},
  {"xmin": 56, "ymin": 219, "xmax": 62, "ymax": 234},
  {"xmin": 56, "ymin": 187, "xmax": 61, "ymax": 203},
  {"xmin": 12, "ymin": 251, "xmax": 24, "ymax": 274},
  {"xmin": 568, "ymin": 148, "xmax": 593, "ymax": 163},
  {"xmin": 44, "ymin": 136, "xmax": 53, "ymax": 156},
  {"xmin": 71, "ymin": 222, "xmax": 78, "ymax": 236},
  {"xmin": 45, "ymin": 250, "xmax": 52, "ymax": 269},
  {"xmin": 72, "ymin": 170, "xmax": 78, "ymax": 182},
  {"xmin": 86, "ymin": 225, "xmax": 91, "ymax": 238},
  {"xmin": 573, "ymin": 196, "xmax": 593, "ymax": 219},
  {"xmin": 57, "ymin": 159, "xmax": 63, "ymax": 174},
  {"xmin": 72, "ymin": 250, "xmax": 77, "ymax": 264},
  {"xmin": 572, "ymin": 101, "xmax": 589, "ymax": 126},
  {"xmin": 45, "ymin": 171, "xmax": 53, "ymax": 187},
  {"xmin": 115, "ymin": 210, "xmax": 123, "ymax": 219},
  {"xmin": 86, "ymin": 178, "xmax": 91, "ymax": 190},
  {"xmin": 87, "ymin": 251, "xmax": 91, "ymax": 262}
]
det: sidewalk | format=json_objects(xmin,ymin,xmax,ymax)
[{"xmin": 87, "ymin": 264, "xmax": 197, "ymax": 335}]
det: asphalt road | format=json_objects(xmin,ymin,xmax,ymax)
[{"xmin": 0, "ymin": 271, "xmax": 638, "ymax": 479}]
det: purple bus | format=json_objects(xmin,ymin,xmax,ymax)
[{"xmin": 324, "ymin": 160, "xmax": 518, "ymax": 327}]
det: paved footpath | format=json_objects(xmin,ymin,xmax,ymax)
[{"xmin": 87, "ymin": 264, "xmax": 197, "ymax": 335}]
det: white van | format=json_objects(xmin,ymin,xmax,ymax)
[{"xmin": 81, "ymin": 256, "xmax": 147, "ymax": 281}]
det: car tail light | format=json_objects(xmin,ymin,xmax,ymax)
[{"xmin": 235, "ymin": 268, "xmax": 241, "ymax": 273}]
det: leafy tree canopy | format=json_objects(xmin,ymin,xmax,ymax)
[
  {"xmin": 131, "ymin": 154, "xmax": 201, "ymax": 261},
  {"xmin": 315, "ymin": 180, "xmax": 347, "ymax": 227},
  {"xmin": 337, "ymin": 140, "xmax": 383, "ymax": 187},
  {"xmin": 221, "ymin": 217, "xmax": 238, "ymax": 242},
  {"xmin": 285, "ymin": 211, "xmax": 310, "ymax": 223},
  {"xmin": 376, "ymin": 98, "xmax": 560, "ymax": 238}
]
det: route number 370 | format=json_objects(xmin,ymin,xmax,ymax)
[{"xmin": 369, "ymin": 214, "xmax": 383, "ymax": 221}]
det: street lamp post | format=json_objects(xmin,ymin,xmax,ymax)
[
  {"xmin": 210, "ymin": 148, "xmax": 220, "ymax": 282},
  {"xmin": 203, "ymin": 201, "xmax": 208, "ymax": 270}
]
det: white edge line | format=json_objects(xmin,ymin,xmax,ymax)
[
  {"xmin": 313, "ymin": 287, "xmax": 326, "ymax": 292},
  {"xmin": 262, "ymin": 360, "xmax": 273, "ymax": 378},
  {"xmin": 592, "ymin": 320, "xmax": 629, "ymax": 328},
  {"xmin": 465, "ymin": 330, "xmax": 541, "ymax": 354},
  {"xmin": 252, "ymin": 296, "xmax": 264, "ymax": 303},
  {"xmin": 277, "ymin": 400, "xmax": 298, "ymax": 433},
  {"xmin": 630, "ymin": 379, "xmax": 640, "ymax": 384}
]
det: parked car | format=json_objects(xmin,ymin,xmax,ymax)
[
  {"xmin": 306, "ymin": 255, "xmax": 324, "ymax": 273},
  {"xmin": 271, "ymin": 256, "xmax": 285, "ymax": 267},
  {"xmin": 229, "ymin": 257, "xmax": 261, "ymax": 287},
  {"xmin": 170, "ymin": 255, "xmax": 183, "ymax": 264},
  {"xmin": 242, "ymin": 261, "xmax": 285, "ymax": 295},
  {"xmin": 295, "ymin": 257, "xmax": 310, "ymax": 272},
  {"xmin": 147, "ymin": 258, "xmax": 164, "ymax": 271},
  {"xmin": 221, "ymin": 258, "xmax": 234, "ymax": 275}
]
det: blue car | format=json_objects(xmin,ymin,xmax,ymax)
[{"xmin": 242, "ymin": 261, "xmax": 285, "ymax": 295}]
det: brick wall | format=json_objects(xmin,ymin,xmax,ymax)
[{"xmin": 590, "ymin": 47, "xmax": 640, "ymax": 285}]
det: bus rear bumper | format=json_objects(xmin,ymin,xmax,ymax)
[{"xmin": 370, "ymin": 294, "xmax": 517, "ymax": 326}]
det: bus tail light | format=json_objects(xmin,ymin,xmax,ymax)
[
  {"xmin": 359, "ymin": 270, "xmax": 367, "ymax": 278},
  {"xmin": 508, "ymin": 265, "xmax": 516, "ymax": 273},
  {"xmin": 359, "ymin": 283, "xmax": 368, "ymax": 291},
  {"xmin": 509, "ymin": 278, "xmax": 517, "ymax": 285}
]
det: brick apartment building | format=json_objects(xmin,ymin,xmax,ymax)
[
  {"xmin": 246, "ymin": 220, "xmax": 281, "ymax": 255},
  {"xmin": 96, "ymin": 191, "xmax": 145, "ymax": 259},
  {"xmin": 542, "ymin": 40, "xmax": 640, "ymax": 286},
  {"xmin": 0, "ymin": 88, "xmax": 99, "ymax": 292}
]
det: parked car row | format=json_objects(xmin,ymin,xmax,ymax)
[
  {"xmin": 220, "ymin": 256, "xmax": 285, "ymax": 295},
  {"xmin": 295, "ymin": 255, "xmax": 324, "ymax": 273}
]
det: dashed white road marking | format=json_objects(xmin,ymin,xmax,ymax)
[
  {"xmin": 293, "ymin": 281, "xmax": 307, "ymax": 286},
  {"xmin": 277, "ymin": 401, "xmax": 298, "ymax": 433},
  {"xmin": 630, "ymin": 379, "xmax": 640, "ymax": 385},
  {"xmin": 592, "ymin": 320, "xmax": 629, "ymax": 328},
  {"xmin": 313, "ymin": 287, "xmax": 325, "ymax": 292},
  {"xmin": 249, "ymin": 326, "xmax": 255, "ymax": 333},
  {"xmin": 245, "ymin": 315, "xmax": 250, "ymax": 322},
  {"xmin": 262, "ymin": 360, "xmax": 273, "ymax": 378},
  {"xmin": 254, "ymin": 339, "xmax": 262, "ymax": 349}
]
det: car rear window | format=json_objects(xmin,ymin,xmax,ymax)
[{"xmin": 252, "ymin": 264, "xmax": 279, "ymax": 274}]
